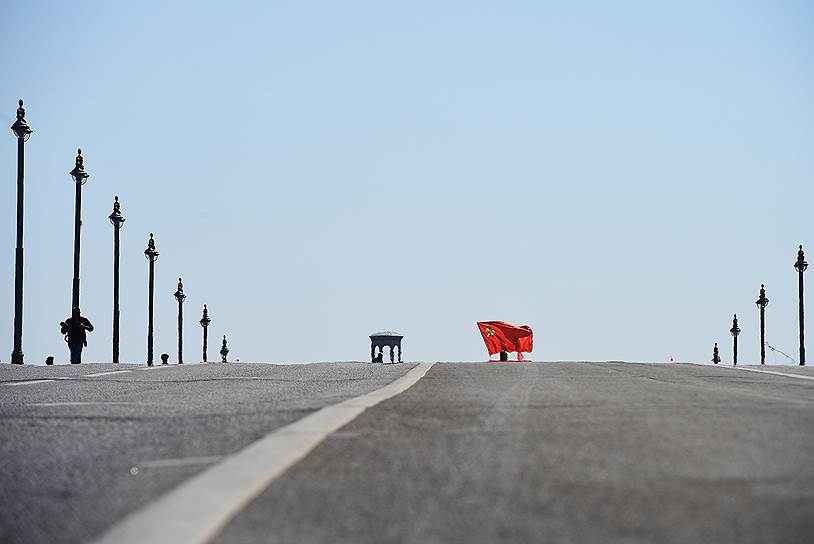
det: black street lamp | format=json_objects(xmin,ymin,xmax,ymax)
[
  {"xmin": 174, "ymin": 278, "xmax": 186, "ymax": 364},
  {"xmin": 199, "ymin": 304, "xmax": 211, "ymax": 362},
  {"xmin": 220, "ymin": 335, "xmax": 229, "ymax": 363},
  {"xmin": 144, "ymin": 233, "xmax": 159, "ymax": 366},
  {"xmin": 109, "ymin": 196, "xmax": 125, "ymax": 363},
  {"xmin": 730, "ymin": 314, "xmax": 740, "ymax": 366},
  {"xmin": 794, "ymin": 245, "xmax": 808, "ymax": 366},
  {"xmin": 10, "ymin": 100, "xmax": 32, "ymax": 365},
  {"xmin": 69, "ymin": 149, "xmax": 90, "ymax": 310},
  {"xmin": 755, "ymin": 284, "xmax": 769, "ymax": 365},
  {"xmin": 712, "ymin": 342, "xmax": 720, "ymax": 365}
]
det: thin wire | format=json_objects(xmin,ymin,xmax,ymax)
[{"xmin": 765, "ymin": 342, "xmax": 795, "ymax": 364}]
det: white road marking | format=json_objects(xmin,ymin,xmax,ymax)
[
  {"xmin": 92, "ymin": 362, "xmax": 435, "ymax": 544},
  {"xmin": 28, "ymin": 402, "xmax": 145, "ymax": 407},
  {"xmin": 686, "ymin": 362, "xmax": 814, "ymax": 381},
  {"xmin": 2, "ymin": 379, "xmax": 56, "ymax": 387},
  {"xmin": 210, "ymin": 376, "xmax": 273, "ymax": 380},
  {"xmin": 133, "ymin": 456, "xmax": 224, "ymax": 469},
  {"xmin": 730, "ymin": 367, "xmax": 814, "ymax": 381},
  {"xmin": 82, "ymin": 370, "xmax": 132, "ymax": 377},
  {"xmin": 2, "ymin": 369, "xmax": 131, "ymax": 386}
]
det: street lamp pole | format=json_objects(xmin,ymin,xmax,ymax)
[
  {"xmin": 174, "ymin": 278, "xmax": 186, "ymax": 364},
  {"xmin": 144, "ymin": 234, "xmax": 159, "ymax": 366},
  {"xmin": 755, "ymin": 284, "xmax": 769, "ymax": 365},
  {"xmin": 199, "ymin": 305, "xmax": 211, "ymax": 362},
  {"xmin": 730, "ymin": 314, "xmax": 740, "ymax": 366},
  {"xmin": 794, "ymin": 245, "xmax": 808, "ymax": 366},
  {"xmin": 109, "ymin": 196, "xmax": 125, "ymax": 363},
  {"xmin": 10, "ymin": 100, "xmax": 32, "ymax": 365},
  {"xmin": 220, "ymin": 335, "xmax": 229, "ymax": 363},
  {"xmin": 69, "ymin": 149, "xmax": 90, "ymax": 310}
]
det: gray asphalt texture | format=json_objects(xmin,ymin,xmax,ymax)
[
  {"xmin": 214, "ymin": 362, "xmax": 814, "ymax": 544},
  {"xmin": 3, "ymin": 362, "xmax": 814, "ymax": 544},
  {"xmin": 0, "ymin": 362, "xmax": 413, "ymax": 544}
]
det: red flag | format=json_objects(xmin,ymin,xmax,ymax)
[{"xmin": 477, "ymin": 321, "xmax": 534, "ymax": 356}]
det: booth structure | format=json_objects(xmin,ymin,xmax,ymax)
[{"xmin": 370, "ymin": 331, "xmax": 403, "ymax": 363}]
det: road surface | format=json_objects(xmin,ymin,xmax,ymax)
[{"xmin": 2, "ymin": 362, "xmax": 813, "ymax": 543}]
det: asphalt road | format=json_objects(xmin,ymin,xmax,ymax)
[
  {"xmin": 0, "ymin": 362, "xmax": 413, "ymax": 544},
  {"xmin": 2, "ymin": 362, "xmax": 814, "ymax": 544},
  {"xmin": 214, "ymin": 362, "xmax": 814, "ymax": 544}
]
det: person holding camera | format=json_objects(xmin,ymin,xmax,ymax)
[{"xmin": 60, "ymin": 307, "xmax": 94, "ymax": 364}]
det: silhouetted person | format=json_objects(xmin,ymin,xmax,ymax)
[
  {"xmin": 161, "ymin": 353, "xmax": 170, "ymax": 365},
  {"xmin": 45, "ymin": 356, "xmax": 54, "ymax": 366},
  {"xmin": 499, "ymin": 350, "xmax": 509, "ymax": 361},
  {"xmin": 373, "ymin": 349, "xmax": 383, "ymax": 363},
  {"xmin": 60, "ymin": 307, "xmax": 94, "ymax": 364}
]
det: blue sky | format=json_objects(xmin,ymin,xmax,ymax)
[{"xmin": 1, "ymin": 1, "xmax": 813, "ymax": 364}]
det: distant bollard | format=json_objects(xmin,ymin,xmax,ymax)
[
  {"xmin": 220, "ymin": 335, "xmax": 229, "ymax": 363},
  {"xmin": 45, "ymin": 356, "xmax": 54, "ymax": 366},
  {"xmin": 712, "ymin": 343, "xmax": 720, "ymax": 365},
  {"xmin": 161, "ymin": 353, "xmax": 169, "ymax": 365},
  {"xmin": 730, "ymin": 314, "xmax": 740, "ymax": 366}
]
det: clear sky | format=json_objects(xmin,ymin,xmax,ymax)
[{"xmin": 1, "ymin": 1, "xmax": 813, "ymax": 365}]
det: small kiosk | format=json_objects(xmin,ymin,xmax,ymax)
[{"xmin": 369, "ymin": 331, "xmax": 403, "ymax": 363}]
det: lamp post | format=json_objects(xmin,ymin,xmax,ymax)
[
  {"xmin": 794, "ymin": 245, "xmax": 808, "ymax": 366},
  {"xmin": 174, "ymin": 278, "xmax": 186, "ymax": 364},
  {"xmin": 109, "ymin": 196, "xmax": 125, "ymax": 363},
  {"xmin": 144, "ymin": 234, "xmax": 159, "ymax": 366},
  {"xmin": 69, "ymin": 149, "xmax": 90, "ymax": 310},
  {"xmin": 755, "ymin": 284, "xmax": 769, "ymax": 365},
  {"xmin": 730, "ymin": 314, "xmax": 740, "ymax": 366},
  {"xmin": 10, "ymin": 100, "xmax": 32, "ymax": 365},
  {"xmin": 220, "ymin": 335, "xmax": 229, "ymax": 363},
  {"xmin": 712, "ymin": 342, "xmax": 720, "ymax": 365},
  {"xmin": 199, "ymin": 305, "xmax": 211, "ymax": 362}
]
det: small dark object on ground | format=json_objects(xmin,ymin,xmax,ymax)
[
  {"xmin": 161, "ymin": 353, "xmax": 169, "ymax": 365},
  {"xmin": 45, "ymin": 356, "xmax": 54, "ymax": 365}
]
